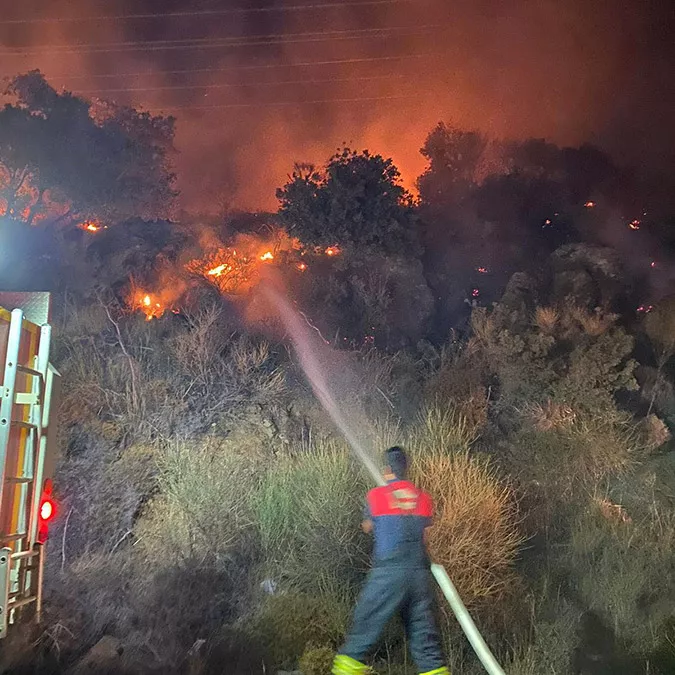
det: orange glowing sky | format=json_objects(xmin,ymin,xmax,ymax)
[{"xmin": 1, "ymin": 0, "xmax": 673, "ymax": 212}]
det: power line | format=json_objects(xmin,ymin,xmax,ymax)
[
  {"xmin": 49, "ymin": 53, "xmax": 434, "ymax": 81},
  {"xmin": 0, "ymin": 0, "xmax": 414, "ymax": 25},
  {"xmin": 1, "ymin": 24, "xmax": 441, "ymax": 56},
  {"xmin": 79, "ymin": 72, "xmax": 408, "ymax": 95},
  {"xmin": 151, "ymin": 93, "xmax": 420, "ymax": 112}
]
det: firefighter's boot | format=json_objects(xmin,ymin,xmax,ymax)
[{"xmin": 332, "ymin": 654, "xmax": 370, "ymax": 675}]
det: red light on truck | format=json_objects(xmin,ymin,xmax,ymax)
[
  {"xmin": 37, "ymin": 479, "xmax": 56, "ymax": 542},
  {"xmin": 40, "ymin": 499, "xmax": 54, "ymax": 522}
]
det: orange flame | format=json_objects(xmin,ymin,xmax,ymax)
[
  {"xmin": 584, "ymin": 201, "xmax": 596, "ymax": 208},
  {"xmin": 80, "ymin": 220, "xmax": 101, "ymax": 232},
  {"xmin": 297, "ymin": 262, "xmax": 308, "ymax": 271},
  {"xmin": 325, "ymin": 246, "xmax": 341, "ymax": 257},
  {"xmin": 128, "ymin": 290, "xmax": 166, "ymax": 321},
  {"xmin": 629, "ymin": 219, "xmax": 641, "ymax": 230},
  {"xmin": 260, "ymin": 251, "xmax": 274, "ymax": 261},
  {"xmin": 207, "ymin": 263, "xmax": 231, "ymax": 277}
]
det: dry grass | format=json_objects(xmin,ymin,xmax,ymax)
[
  {"xmin": 564, "ymin": 304, "xmax": 618, "ymax": 338},
  {"xmin": 566, "ymin": 500, "xmax": 675, "ymax": 645},
  {"xmin": 411, "ymin": 449, "xmax": 523, "ymax": 603},
  {"xmin": 534, "ymin": 306, "xmax": 559, "ymax": 335},
  {"xmin": 135, "ymin": 437, "xmax": 263, "ymax": 566},
  {"xmin": 405, "ymin": 406, "xmax": 523, "ymax": 605},
  {"xmin": 253, "ymin": 441, "xmax": 369, "ymax": 591},
  {"xmin": 408, "ymin": 404, "xmax": 482, "ymax": 455},
  {"xmin": 522, "ymin": 400, "xmax": 576, "ymax": 432},
  {"xmin": 641, "ymin": 414, "xmax": 672, "ymax": 450},
  {"xmin": 513, "ymin": 409, "xmax": 642, "ymax": 495},
  {"xmin": 170, "ymin": 304, "xmax": 229, "ymax": 385}
]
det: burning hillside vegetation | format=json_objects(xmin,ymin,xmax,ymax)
[{"xmin": 125, "ymin": 226, "xmax": 340, "ymax": 321}]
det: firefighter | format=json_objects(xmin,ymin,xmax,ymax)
[{"xmin": 332, "ymin": 446, "xmax": 450, "ymax": 675}]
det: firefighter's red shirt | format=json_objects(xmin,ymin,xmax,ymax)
[{"xmin": 365, "ymin": 480, "xmax": 433, "ymax": 566}]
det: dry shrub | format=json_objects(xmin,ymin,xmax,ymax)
[
  {"xmin": 170, "ymin": 305, "xmax": 229, "ymax": 384},
  {"xmin": 252, "ymin": 591, "xmax": 352, "ymax": 669},
  {"xmin": 564, "ymin": 304, "xmax": 617, "ymax": 338},
  {"xmin": 227, "ymin": 336, "xmax": 286, "ymax": 403},
  {"xmin": 408, "ymin": 404, "xmax": 481, "ymax": 454},
  {"xmin": 534, "ymin": 306, "xmax": 559, "ymax": 335},
  {"xmin": 469, "ymin": 306, "xmax": 497, "ymax": 352},
  {"xmin": 254, "ymin": 442, "xmax": 369, "ymax": 590},
  {"xmin": 135, "ymin": 437, "xmax": 262, "ymax": 566},
  {"xmin": 522, "ymin": 400, "xmax": 576, "ymax": 431},
  {"xmin": 641, "ymin": 414, "xmax": 671, "ymax": 450},
  {"xmin": 505, "ymin": 597, "xmax": 579, "ymax": 675},
  {"xmin": 410, "ymin": 449, "xmax": 522, "ymax": 603},
  {"xmin": 592, "ymin": 497, "xmax": 632, "ymax": 525},
  {"xmin": 566, "ymin": 501, "xmax": 675, "ymax": 645},
  {"xmin": 513, "ymin": 410, "xmax": 641, "ymax": 495},
  {"xmin": 299, "ymin": 644, "xmax": 335, "ymax": 675},
  {"xmin": 426, "ymin": 351, "xmax": 489, "ymax": 433},
  {"xmin": 406, "ymin": 406, "xmax": 523, "ymax": 605}
]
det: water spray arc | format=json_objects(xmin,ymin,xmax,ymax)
[{"xmin": 262, "ymin": 282, "xmax": 505, "ymax": 675}]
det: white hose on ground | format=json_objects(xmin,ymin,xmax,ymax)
[{"xmin": 262, "ymin": 281, "xmax": 506, "ymax": 675}]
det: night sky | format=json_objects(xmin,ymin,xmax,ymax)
[{"xmin": 1, "ymin": 0, "xmax": 673, "ymax": 212}]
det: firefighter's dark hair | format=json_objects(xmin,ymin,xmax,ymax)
[{"xmin": 385, "ymin": 446, "xmax": 407, "ymax": 479}]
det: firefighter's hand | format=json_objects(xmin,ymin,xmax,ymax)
[{"xmin": 361, "ymin": 519, "xmax": 373, "ymax": 534}]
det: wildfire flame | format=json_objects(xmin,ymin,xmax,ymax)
[
  {"xmin": 584, "ymin": 201, "xmax": 596, "ymax": 208},
  {"xmin": 477, "ymin": 267, "xmax": 488, "ymax": 274},
  {"xmin": 129, "ymin": 290, "xmax": 166, "ymax": 321},
  {"xmin": 472, "ymin": 288, "xmax": 480, "ymax": 298},
  {"xmin": 80, "ymin": 221, "xmax": 101, "ymax": 233},
  {"xmin": 629, "ymin": 219, "xmax": 641, "ymax": 230},
  {"xmin": 325, "ymin": 246, "xmax": 341, "ymax": 257},
  {"xmin": 207, "ymin": 263, "xmax": 231, "ymax": 277},
  {"xmin": 127, "ymin": 229, "xmax": 305, "ymax": 319},
  {"xmin": 637, "ymin": 305, "xmax": 654, "ymax": 314}
]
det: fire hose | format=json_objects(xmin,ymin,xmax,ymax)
[{"xmin": 262, "ymin": 282, "xmax": 506, "ymax": 675}]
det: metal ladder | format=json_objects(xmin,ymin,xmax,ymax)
[{"xmin": 0, "ymin": 308, "xmax": 52, "ymax": 638}]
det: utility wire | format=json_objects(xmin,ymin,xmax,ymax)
[
  {"xmin": 49, "ymin": 53, "xmax": 434, "ymax": 81},
  {"xmin": 0, "ymin": 24, "xmax": 442, "ymax": 56},
  {"xmin": 79, "ymin": 72, "xmax": 408, "ymax": 95},
  {"xmin": 8, "ymin": 24, "xmax": 432, "ymax": 50},
  {"xmin": 0, "ymin": 0, "xmax": 415, "ymax": 25},
  {"xmin": 143, "ymin": 93, "xmax": 421, "ymax": 111}
]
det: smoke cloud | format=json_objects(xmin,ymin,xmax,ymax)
[{"xmin": 1, "ymin": 0, "xmax": 673, "ymax": 213}]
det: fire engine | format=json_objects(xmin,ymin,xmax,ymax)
[{"xmin": 0, "ymin": 292, "xmax": 60, "ymax": 638}]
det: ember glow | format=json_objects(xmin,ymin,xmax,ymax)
[
  {"xmin": 297, "ymin": 262, "xmax": 308, "ymax": 271},
  {"xmin": 207, "ymin": 263, "xmax": 231, "ymax": 277},
  {"xmin": 325, "ymin": 246, "xmax": 341, "ymax": 257},
  {"xmin": 584, "ymin": 201, "xmax": 596, "ymax": 208},
  {"xmin": 637, "ymin": 305, "xmax": 654, "ymax": 314},
  {"xmin": 477, "ymin": 267, "xmax": 488, "ymax": 274},
  {"xmin": 629, "ymin": 219, "xmax": 641, "ymax": 230},
  {"xmin": 130, "ymin": 290, "xmax": 166, "ymax": 321},
  {"xmin": 184, "ymin": 229, "xmax": 301, "ymax": 297},
  {"xmin": 472, "ymin": 288, "xmax": 480, "ymax": 298}
]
